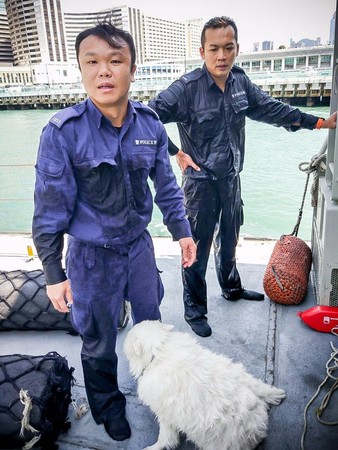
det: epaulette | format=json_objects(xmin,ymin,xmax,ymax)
[
  {"xmin": 133, "ymin": 101, "xmax": 160, "ymax": 119},
  {"xmin": 180, "ymin": 68, "xmax": 203, "ymax": 84},
  {"xmin": 49, "ymin": 101, "xmax": 87, "ymax": 128}
]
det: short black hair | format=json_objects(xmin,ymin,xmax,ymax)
[
  {"xmin": 75, "ymin": 17, "xmax": 136, "ymax": 70},
  {"xmin": 201, "ymin": 16, "xmax": 238, "ymax": 48}
]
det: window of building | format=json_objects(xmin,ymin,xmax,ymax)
[
  {"xmin": 296, "ymin": 56, "xmax": 306, "ymax": 68},
  {"xmin": 284, "ymin": 58, "xmax": 294, "ymax": 70},
  {"xmin": 252, "ymin": 60, "xmax": 261, "ymax": 71},
  {"xmin": 273, "ymin": 59, "xmax": 282, "ymax": 71},
  {"xmin": 263, "ymin": 60, "xmax": 272, "ymax": 70},
  {"xmin": 308, "ymin": 55, "xmax": 318, "ymax": 67},
  {"xmin": 320, "ymin": 54, "xmax": 332, "ymax": 68}
]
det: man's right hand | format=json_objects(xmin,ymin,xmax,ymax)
[
  {"xmin": 176, "ymin": 149, "xmax": 200, "ymax": 173},
  {"xmin": 46, "ymin": 280, "xmax": 73, "ymax": 313}
]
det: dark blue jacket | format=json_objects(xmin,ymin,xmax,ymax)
[
  {"xmin": 148, "ymin": 64, "xmax": 319, "ymax": 180},
  {"xmin": 32, "ymin": 98, "xmax": 191, "ymax": 284}
]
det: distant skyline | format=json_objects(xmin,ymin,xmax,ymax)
[{"xmin": 61, "ymin": 0, "xmax": 336, "ymax": 52}]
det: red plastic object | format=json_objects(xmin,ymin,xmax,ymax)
[{"xmin": 298, "ymin": 306, "xmax": 338, "ymax": 333}]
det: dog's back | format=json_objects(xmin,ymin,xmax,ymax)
[{"xmin": 124, "ymin": 321, "xmax": 285, "ymax": 450}]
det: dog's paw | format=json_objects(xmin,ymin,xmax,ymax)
[{"xmin": 266, "ymin": 387, "xmax": 286, "ymax": 405}]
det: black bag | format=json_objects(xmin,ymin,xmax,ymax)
[{"xmin": 0, "ymin": 352, "xmax": 74, "ymax": 449}]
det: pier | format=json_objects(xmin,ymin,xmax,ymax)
[{"xmin": 0, "ymin": 67, "xmax": 332, "ymax": 109}]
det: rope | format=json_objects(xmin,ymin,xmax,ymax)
[
  {"xmin": 71, "ymin": 396, "xmax": 89, "ymax": 419},
  {"xmin": 291, "ymin": 138, "xmax": 328, "ymax": 236},
  {"xmin": 19, "ymin": 389, "xmax": 39, "ymax": 437},
  {"xmin": 301, "ymin": 327, "xmax": 338, "ymax": 450}
]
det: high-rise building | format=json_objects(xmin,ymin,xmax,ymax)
[
  {"xmin": 262, "ymin": 41, "xmax": 273, "ymax": 51},
  {"xmin": 0, "ymin": 0, "xmax": 13, "ymax": 64},
  {"xmin": 64, "ymin": 7, "xmax": 193, "ymax": 64},
  {"xmin": 253, "ymin": 42, "xmax": 259, "ymax": 52},
  {"xmin": 143, "ymin": 15, "xmax": 185, "ymax": 61},
  {"xmin": 5, "ymin": 0, "xmax": 68, "ymax": 65},
  {"xmin": 64, "ymin": 6, "xmax": 145, "ymax": 64},
  {"xmin": 186, "ymin": 19, "xmax": 203, "ymax": 59}
]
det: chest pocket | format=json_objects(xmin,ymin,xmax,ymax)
[
  {"xmin": 194, "ymin": 108, "xmax": 222, "ymax": 141},
  {"xmin": 73, "ymin": 157, "xmax": 122, "ymax": 209},
  {"xmin": 231, "ymin": 95, "xmax": 249, "ymax": 129},
  {"xmin": 130, "ymin": 150, "xmax": 157, "ymax": 205}
]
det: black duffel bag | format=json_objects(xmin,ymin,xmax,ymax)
[{"xmin": 0, "ymin": 352, "xmax": 74, "ymax": 449}]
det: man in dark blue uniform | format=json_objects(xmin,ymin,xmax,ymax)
[
  {"xmin": 32, "ymin": 21, "xmax": 196, "ymax": 442},
  {"xmin": 149, "ymin": 16, "xmax": 337, "ymax": 338}
]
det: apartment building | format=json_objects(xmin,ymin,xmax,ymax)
[
  {"xmin": 0, "ymin": 0, "xmax": 13, "ymax": 64},
  {"xmin": 1, "ymin": 2, "xmax": 202, "ymax": 85},
  {"xmin": 64, "ymin": 6, "xmax": 145, "ymax": 64},
  {"xmin": 5, "ymin": 0, "xmax": 68, "ymax": 65}
]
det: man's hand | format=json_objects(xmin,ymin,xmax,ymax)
[
  {"xmin": 176, "ymin": 149, "xmax": 200, "ymax": 173},
  {"xmin": 179, "ymin": 237, "xmax": 197, "ymax": 268},
  {"xmin": 46, "ymin": 280, "xmax": 73, "ymax": 313},
  {"xmin": 322, "ymin": 111, "xmax": 337, "ymax": 129}
]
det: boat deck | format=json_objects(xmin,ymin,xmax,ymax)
[{"xmin": 1, "ymin": 235, "xmax": 337, "ymax": 450}]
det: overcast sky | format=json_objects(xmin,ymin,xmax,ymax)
[{"xmin": 61, "ymin": 0, "xmax": 336, "ymax": 52}]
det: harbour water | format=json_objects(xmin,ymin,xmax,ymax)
[{"xmin": 0, "ymin": 105, "xmax": 330, "ymax": 240}]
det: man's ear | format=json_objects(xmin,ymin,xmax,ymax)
[
  {"xmin": 131, "ymin": 64, "xmax": 137, "ymax": 82},
  {"xmin": 199, "ymin": 46, "xmax": 205, "ymax": 61}
]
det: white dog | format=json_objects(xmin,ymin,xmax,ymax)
[{"xmin": 123, "ymin": 320, "xmax": 286, "ymax": 450}]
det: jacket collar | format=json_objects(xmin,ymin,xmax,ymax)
[
  {"xmin": 202, "ymin": 63, "xmax": 235, "ymax": 89},
  {"xmin": 87, "ymin": 98, "xmax": 136, "ymax": 129}
]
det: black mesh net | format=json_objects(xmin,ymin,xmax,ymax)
[{"xmin": 0, "ymin": 352, "xmax": 74, "ymax": 449}]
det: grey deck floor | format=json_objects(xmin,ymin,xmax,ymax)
[{"xmin": 1, "ymin": 236, "xmax": 338, "ymax": 450}]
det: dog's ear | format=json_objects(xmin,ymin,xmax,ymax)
[{"xmin": 133, "ymin": 337, "xmax": 144, "ymax": 357}]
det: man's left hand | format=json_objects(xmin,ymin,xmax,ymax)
[
  {"xmin": 179, "ymin": 237, "xmax": 197, "ymax": 268},
  {"xmin": 322, "ymin": 111, "xmax": 337, "ymax": 129}
]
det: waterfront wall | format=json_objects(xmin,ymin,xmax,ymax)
[{"xmin": 0, "ymin": 71, "xmax": 332, "ymax": 110}]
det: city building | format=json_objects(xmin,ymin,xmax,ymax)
[
  {"xmin": 0, "ymin": 1, "xmax": 334, "ymax": 94},
  {"xmin": 0, "ymin": 0, "xmax": 13, "ymax": 65},
  {"xmin": 143, "ymin": 14, "xmax": 185, "ymax": 61},
  {"xmin": 5, "ymin": 0, "xmax": 68, "ymax": 65},
  {"xmin": 64, "ymin": 6, "xmax": 145, "ymax": 64},
  {"xmin": 185, "ymin": 18, "xmax": 203, "ymax": 59},
  {"xmin": 262, "ymin": 41, "xmax": 273, "ymax": 51},
  {"xmin": 4, "ymin": 0, "xmax": 77, "ymax": 85}
]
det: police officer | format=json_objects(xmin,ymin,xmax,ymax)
[
  {"xmin": 32, "ymin": 20, "xmax": 196, "ymax": 442},
  {"xmin": 149, "ymin": 16, "xmax": 337, "ymax": 338}
]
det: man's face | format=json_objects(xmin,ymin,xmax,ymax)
[
  {"xmin": 200, "ymin": 26, "xmax": 239, "ymax": 85},
  {"xmin": 78, "ymin": 35, "xmax": 136, "ymax": 112}
]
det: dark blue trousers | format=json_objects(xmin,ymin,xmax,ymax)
[
  {"xmin": 66, "ymin": 230, "xmax": 163, "ymax": 423},
  {"xmin": 181, "ymin": 175, "xmax": 243, "ymax": 321}
]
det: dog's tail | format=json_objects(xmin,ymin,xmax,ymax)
[{"xmin": 260, "ymin": 385, "xmax": 286, "ymax": 405}]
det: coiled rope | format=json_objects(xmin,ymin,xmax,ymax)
[{"xmin": 301, "ymin": 326, "xmax": 338, "ymax": 450}]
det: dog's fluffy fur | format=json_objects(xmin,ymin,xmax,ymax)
[{"xmin": 123, "ymin": 320, "xmax": 286, "ymax": 450}]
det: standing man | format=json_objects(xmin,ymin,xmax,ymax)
[
  {"xmin": 32, "ymin": 20, "xmax": 196, "ymax": 442},
  {"xmin": 149, "ymin": 16, "xmax": 337, "ymax": 338}
]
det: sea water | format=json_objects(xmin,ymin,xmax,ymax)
[{"xmin": 0, "ymin": 106, "xmax": 330, "ymax": 240}]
